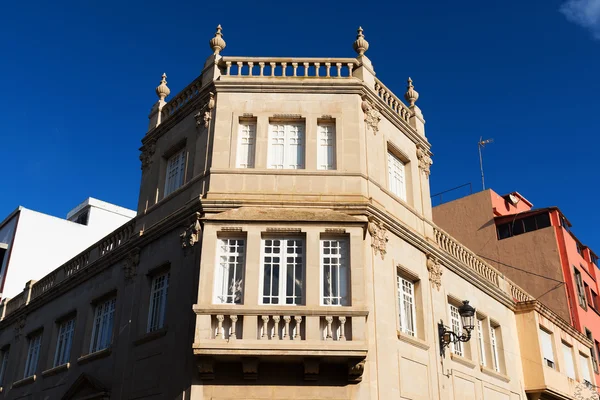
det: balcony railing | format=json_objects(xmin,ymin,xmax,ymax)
[
  {"xmin": 219, "ymin": 57, "xmax": 360, "ymax": 79},
  {"xmin": 374, "ymin": 78, "xmax": 412, "ymax": 123}
]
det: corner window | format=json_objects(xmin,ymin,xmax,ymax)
[
  {"xmin": 397, "ymin": 275, "xmax": 416, "ymax": 337},
  {"xmin": 539, "ymin": 327, "xmax": 555, "ymax": 369},
  {"xmin": 236, "ymin": 120, "xmax": 256, "ymax": 168},
  {"xmin": 268, "ymin": 121, "xmax": 305, "ymax": 169},
  {"xmin": 164, "ymin": 149, "xmax": 186, "ymax": 196},
  {"xmin": 147, "ymin": 272, "xmax": 170, "ymax": 332},
  {"xmin": 90, "ymin": 297, "xmax": 116, "ymax": 353},
  {"xmin": 24, "ymin": 332, "xmax": 42, "ymax": 378},
  {"xmin": 214, "ymin": 238, "xmax": 246, "ymax": 304},
  {"xmin": 53, "ymin": 318, "xmax": 75, "ymax": 367},
  {"xmin": 0, "ymin": 347, "xmax": 9, "ymax": 386},
  {"xmin": 261, "ymin": 238, "xmax": 305, "ymax": 305},
  {"xmin": 321, "ymin": 238, "xmax": 349, "ymax": 306},
  {"xmin": 317, "ymin": 122, "xmax": 336, "ymax": 170},
  {"xmin": 388, "ymin": 151, "xmax": 406, "ymax": 201}
]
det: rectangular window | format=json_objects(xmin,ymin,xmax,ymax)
[
  {"xmin": 268, "ymin": 122, "xmax": 305, "ymax": 169},
  {"xmin": 539, "ymin": 328, "xmax": 555, "ymax": 369},
  {"xmin": 592, "ymin": 254, "xmax": 598, "ymax": 267},
  {"xmin": 164, "ymin": 149, "xmax": 186, "ymax": 196},
  {"xmin": 585, "ymin": 329, "xmax": 598, "ymax": 373},
  {"xmin": 90, "ymin": 298, "xmax": 116, "ymax": 353},
  {"xmin": 585, "ymin": 283, "xmax": 593, "ymax": 308},
  {"xmin": 490, "ymin": 323, "xmax": 500, "ymax": 372},
  {"xmin": 477, "ymin": 318, "xmax": 487, "ymax": 366},
  {"xmin": 388, "ymin": 151, "xmax": 406, "ymax": 201},
  {"xmin": 397, "ymin": 275, "xmax": 416, "ymax": 336},
  {"xmin": 317, "ymin": 123, "xmax": 336, "ymax": 170},
  {"xmin": 449, "ymin": 304, "xmax": 463, "ymax": 356},
  {"xmin": 236, "ymin": 121, "xmax": 256, "ymax": 168},
  {"xmin": 581, "ymin": 353, "xmax": 592, "ymax": 384},
  {"xmin": 577, "ymin": 242, "xmax": 585, "ymax": 257},
  {"xmin": 24, "ymin": 333, "xmax": 42, "ymax": 378},
  {"xmin": 214, "ymin": 238, "xmax": 245, "ymax": 304},
  {"xmin": 262, "ymin": 238, "xmax": 304, "ymax": 305},
  {"xmin": 147, "ymin": 272, "xmax": 170, "ymax": 332},
  {"xmin": 562, "ymin": 342, "xmax": 576, "ymax": 379},
  {"xmin": 593, "ymin": 291, "xmax": 599, "ymax": 310},
  {"xmin": 575, "ymin": 268, "xmax": 587, "ymax": 309},
  {"xmin": 53, "ymin": 318, "xmax": 75, "ymax": 367},
  {"xmin": 0, "ymin": 347, "xmax": 9, "ymax": 386},
  {"xmin": 321, "ymin": 238, "xmax": 349, "ymax": 306}
]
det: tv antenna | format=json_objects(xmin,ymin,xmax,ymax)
[{"xmin": 478, "ymin": 137, "xmax": 494, "ymax": 190}]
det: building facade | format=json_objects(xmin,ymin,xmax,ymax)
[
  {"xmin": 0, "ymin": 198, "xmax": 136, "ymax": 299},
  {"xmin": 434, "ymin": 188, "xmax": 600, "ymax": 388},
  {"xmin": 0, "ymin": 27, "xmax": 594, "ymax": 400}
]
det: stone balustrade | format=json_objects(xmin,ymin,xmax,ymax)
[
  {"xmin": 4, "ymin": 292, "xmax": 25, "ymax": 315},
  {"xmin": 99, "ymin": 219, "xmax": 136, "ymax": 256},
  {"xmin": 160, "ymin": 77, "xmax": 204, "ymax": 120},
  {"xmin": 374, "ymin": 78, "xmax": 412, "ymax": 123},
  {"xmin": 30, "ymin": 270, "xmax": 58, "ymax": 301},
  {"xmin": 219, "ymin": 57, "xmax": 360, "ymax": 79},
  {"xmin": 510, "ymin": 281, "xmax": 533, "ymax": 302}
]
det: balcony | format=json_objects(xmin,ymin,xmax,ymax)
[{"xmin": 192, "ymin": 305, "xmax": 368, "ymax": 381}]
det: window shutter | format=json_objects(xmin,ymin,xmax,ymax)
[
  {"xmin": 581, "ymin": 353, "xmax": 592, "ymax": 383},
  {"xmin": 388, "ymin": 152, "xmax": 406, "ymax": 201},
  {"xmin": 237, "ymin": 123, "xmax": 256, "ymax": 168},
  {"xmin": 477, "ymin": 319, "xmax": 486, "ymax": 366},
  {"xmin": 539, "ymin": 329, "xmax": 555, "ymax": 364},
  {"xmin": 562, "ymin": 343, "xmax": 576, "ymax": 379},
  {"xmin": 318, "ymin": 123, "xmax": 335, "ymax": 170},
  {"xmin": 269, "ymin": 124, "xmax": 285, "ymax": 169},
  {"xmin": 449, "ymin": 304, "xmax": 463, "ymax": 356}
]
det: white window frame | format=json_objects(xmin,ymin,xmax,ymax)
[
  {"xmin": 236, "ymin": 121, "xmax": 256, "ymax": 168},
  {"xmin": 321, "ymin": 238, "xmax": 349, "ymax": 306},
  {"xmin": 260, "ymin": 237, "xmax": 305, "ymax": 305},
  {"xmin": 562, "ymin": 342, "xmax": 576, "ymax": 379},
  {"xmin": 317, "ymin": 122, "xmax": 336, "ymax": 170},
  {"xmin": 164, "ymin": 148, "xmax": 186, "ymax": 196},
  {"xmin": 90, "ymin": 298, "xmax": 116, "ymax": 353},
  {"xmin": 397, "ymin": 275, "xmax": 417, "ymax": 337},
  {"xmin": 489, "ymin": 322, "xmax": 500, "ymax": 372},
  {"xmin": 53, "ymin": 318, "xmax": 75, "ymax": 367},
  {"xmin": 539, "ymin": 327, "xmax": 555, "ymax": 369},
  {"xmin": 147, "ymin": 272, "xmax": 170, "ymax": 332},
  {"xmin": 449, "ymin": 303, "xmax": 463, "ymax": 356},
  {"xmin": 477, "ymin": 318, "xmax": 487, "ymax": 366},
  {"xmin": 0, "ymin": 348, "xmax": 9, "ymax": 385},
  {"xmin": 214, "ymin": 238, "xmax": 246, "ymax": 304},
  {"xmin": 388, "ymin": 150, "xmax": 407, "ymax": 201},
  {"xmin": 580, "ymin": 353, "xmax": 593, "ymax": 384},
  {"xmin": 268, "ymin": 122, "xmax": 305, "ymax": 169},
  {"xmin": 24, "ymin": 333, "xmax": 42, "ymax": 378}
]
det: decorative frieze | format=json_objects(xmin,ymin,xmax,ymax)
[
  {"xmin": 265, "ymin": 227, "xmax": 301, "ymax": 233},
  {"xmin": 219, "ymin": 227, "xmax": 243, "ymax": 232},
  {"xmin": 426, "ymin": 255, "xmax": 444, "ymax": 291},
  {"xmin": 181, "ymin": 212, "xmax": 202, "ymax": 250},
  {"xmin": 361, "ymin": 96, "xmax": 381, "ymax": 134},
  {"xmin": 123, "ymin": 248, "xmax": 141, "ymax": 283},
  {"xmin": 368, "ymin": 219, "xmax": 388, "ymax": 260},
  {"xmin": 139, "ymin": 139, "xmax": 156, "ymax": 171},
  {"xmin": 417, "ymin": 145, "xmax": 433, "ymax": 178},
  {"xmin": 325, "ymin": 228, "xmax": 346, "ymax": 234}
]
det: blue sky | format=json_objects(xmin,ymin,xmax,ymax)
[{"xmin": 1, "ymin": 0, "xmax": 599, "ymax": 251}]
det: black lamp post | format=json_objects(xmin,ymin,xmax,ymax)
[{"xmin": 438, "ymin": 300, "xmax": 476, "ymax": 357}]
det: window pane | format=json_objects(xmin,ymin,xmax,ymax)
[
  {"xmin": 322, "ymin": 239, "xmax": 348, "ymax": 306},
  {"xmin": 268, "ymin": 123, "xmax": 305, "ymax": 169},
  {"xmin": 237, "ymin": 122, "xmax": 256, "ymax": 168},
  {"xmin": 477, "ymin": 319, "xmax": 486, "ymax": 366},
  {"xmin": 497, "ymin": 223, "xmax": 512, "ymax": 240},
  {"xmin": 539, "ymin": 328, "xmax": 555, "ymax": 367},
  {"xmin": 450, "ymin": 304, "xmax": 462, "ymax": 356},
  {"xmin": 215, "ymin": 239, "xmax": 245, "ymax": 304},
  {"xmin": 262, "ymin": 238, "xmax": 305, "ymax": 305},
  {"xmin": 523, "ymin": 216, "xmax": 537, "ymax": 232},
  {"xmin": 317, "ymin": 123, "xmax": 336, "ymax": 170},
  {"xmin": 164, "ymin": 149, "xmax": 186, "ymax": 196},
  {"xmin": 562, "ymin": 343, "xmax": 576, "ymax": 379},
  {"xmin": 535, "ymin": 213, "xmax": 551, "ymax": 229},
  {"xmin": 148, "ymin": 272, "xmax": 170, "ymax": 332},
  {"xmin": 388, "ymin": 152, "xmax": 406, "ymax": 201}
]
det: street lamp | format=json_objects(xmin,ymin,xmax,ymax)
[{"xmin": 438, "ymin": 300, "xmax": 476, "ymax": 357}]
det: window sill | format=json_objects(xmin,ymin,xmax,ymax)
[
  {"xmin": 133, "ymin": 327, "xmax": 168, "ymax": 347},
  {"xmin": 480, "ymin": 365, "xmax": 510, "ymax": 382},
  {"xmin": 41, "ymin": 362, "xmax": 70, "ymax": 378},
  {"xmin": 397, "ymin": 330, "xmax": 429, "ymax": 350},
  {"xmin": 450, "ymin": 353, "xmax": 477, "ymax": 368},
  {"xmin": 77, "ymin": 347, "xmax": 111, "ymax": 365},
  {"xmin": 12, "ymin": 375, "xmax": 36, "ymax": 388}
]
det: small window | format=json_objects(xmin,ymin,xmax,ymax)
[
  {"xmin": 497, "ymin": 223, "xmax": 511, "ymax": 240},
  {"xmin": 388, "ymin": 151, "xmax": 406, "ymax": 201},
  {"xmin": 577, "ymin": 242, "xmax": 585, "ymax": 257},
  {"xmin": 580, "ymin": 353, "xmax": 593, "ymax": 384},
  {"xmin": 317, "ymin": 122, "xmax": 336, "ymax": 170},
  {"xmin": 0, "ymin": 347, "xmax": 9, "ymax": 386},
  {"xmin": 476, "ymin": 318, "xmax": 487, "ymax": 366},
  {"xmin": 90, "ymin": 298, "xmax": 116, "ymax": 353},
  {"xmin": 585, "ymin": 283, "xmax": 592, "ymax": 307},
  {"xmin": 535, "ymin": 213, "xmax": 551, "ymax": 229},
  {"xmin": 592, "ymin": 291, "xmax": 599, "ymax": 310},
  {"xmin": 562, "ymin": 342, "xmax": 576, "ymax": 379},
  {"xmin": 489, "ymin": 322, "xmax": 501, "ymax": 372},
  {"xmin": 397, "ymin": 274, "xmax": 416, "ymax": 337},
  {"xmin": 164, "ymin": 149, "xmax": 186, "ymax": 196},
  {"xmin": 24, "ymin": 332, "xmax": 42, "ymax": 378},
  {"xmin": 322, "ymin": 238, "xmax": 349, "ymax": 306},
  {"xmin": 53, "ymin": 318, "xmax": 75, "ymax": 367},
  {"xmin": 523, "ymin": 216, "xmax": 537, "ymax": 232},
  {"xmin": 592, "ymin": 254, "xmax": 598, "ymax": 267},
  {"xmin": 261, "ymin": 238, "xmax": 305, "ymax": 305},
  {"xmin": 214, "ymin": 238, "xmax": 246, "ymax": 304},
  {"xmin": 575, "ymin": 268, "xmax": 587, "ymax": 309},
  {"xmin": 268, "ymin": 122, "xmax": 305, "ymax": 169},
  {"xmin": 147, "ymin": 272, "xmax": 170, "ymax": 332},
  {"xmin": 449, "ymin": 304, "xmax": 463, "ymax": 356},
  {"xmin": 585, "ymin": 329, "xmax": 598, "ymax": 373},
  {"xmin": 236, "ymin": 121, "xmax": 256, "ymax": 168},
  {"xmin": 539, "ymin": 328, "xmax": 555, "ymax": 369}
]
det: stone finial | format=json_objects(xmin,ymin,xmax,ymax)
[
  {"xmin": 353, "ymin": 26, "xmax": 369, "ymax": 56},
  {"xmin": 155, "ymin": 73, "xmax": 170, "ymax": 100},
  {"xmin": 404, "ymin": 77, "xmax": 419, "ymax": 106},
  {"xmin": 209, "ymin": 24, "xmax": 226, "ymax": 55}
]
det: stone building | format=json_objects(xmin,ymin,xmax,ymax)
[{"xmin": 0, "ymin": 26, "xmax": 594, "ymax": 400}]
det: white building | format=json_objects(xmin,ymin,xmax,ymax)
[{"xmin": 0, "ymin": 198, "xmax": 135, "ymax": 299}]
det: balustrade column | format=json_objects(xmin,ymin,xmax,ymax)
[
  {"xmin": 215, "ymin": 314, "xmax": 225, "ymax": 339},
  {"xmin": 261, "ymin": 316, "xmax": 270, "ymax": 339},
  {"xmin": 259, "ymin": 62, "xmax": 265, "ymax": 76},
  {"xmin": 270, "ymin": 63, "xmax": 276, "ymax": 77},
  {"xmin": 314, "ymin": 63, "xmax": 320, "ymax": 77},
  {"xmin": 230, "ymin": 315, "xmax": 238, "ymax": 340},
  {"xmin": 336, "ymin": 63, "xmax": 342, "ymax": 77},
  {"xmin": 282, "ymin": 316, "xmax": 291, "ymax": 339},
  {"xmin": 338, "ymin": 316, "xmax": 346, "ymax": 341},
  {"xmin": 294, "ymin": 316, "xmax": 302, "ymax": 340},
  {"xmin": 325, "ymin": 316, "xmax": 333, "ymax": 341},
  {"xmin": 273, "ymin": 316, "xmax": 281, "ymax": 340},
  {"xmin": 303, "ymin": 62, "xmax": 309, "ymax": 77}
]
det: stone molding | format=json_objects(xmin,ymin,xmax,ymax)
[
  {"xmin": 181, "ymin": 212, "xmax": 202, "ymax": 250},
  {"xmin": 139, "ymin": 139, "xmax": 156, "ymax": 171},
  {"xmin": 361, "ymin": 96, "xmax": 381, "ymax": 134},
  {"xmin": 417, "ymin": 144, "xmax": 433, "ymax": 178},
  {"xmin": 368, "ymin": 218, "xmax": 388, "ymax": 260},
  {"xmin": 194, "ymin": 92, "xmax": 215, "ymax": 128},
  {"xmin": 426, "ymin": 255, "xmax": 443, "ymax": 291}
]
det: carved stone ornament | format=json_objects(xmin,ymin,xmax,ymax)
[
  {"xmin": 368, "ymin": 218, "xmax": 388, "ymax": 260},
  {"xmin": 426, "ymin": 255, "xmax": 444, "ymax": 291},
  {"xmin": 304, "ymin": 358, "xmax": 320, "ymax": 381},
  {"xmin": 14, "ymin": 315, "xmax": 26, "ymax": 340},
  {"xmin": 197, "ymin": 356, "xmax": 215, "ymax": 380},
  {"xmin": 242, "ymin": 357, "xmax": 259, "ymax": 380},
  {"xmin": 139, "ymin": 139, "xmax": 156, "ymax": 171},
  {"xmin": 181, "ymin": 212, "xmax": 202, "ymax": 250},
  {"xmin": 123, "ymin": 248, "xmax": 141, "ymax": 283},
  {"xmin": 348, "ymin": 359, "xmax": 365, "ymax": 382},
  {"xmin": 575, "ymin": 382, "xmax": 599, "ymax": 400},
  {"xmin": 194, "ymin": 92, "xmax": 215, "ymax": 128},
  {"xmin": 361, "ymin": 96, "xmax": 381, "ymax": 134},
  {"xmin": 417, "ymin": 145, "xmax": 433, "ymax": 178}
]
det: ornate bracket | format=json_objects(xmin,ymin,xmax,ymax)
[
  {"xmin": 123, "ymin": 248, "xmax": 141, "ymax": 283},
  {"xmin": 361, "ymin": 96, "xmax": 381, "ymax": 135},
  {"xmin": 139, "ymin": 139, "xmax": 156, "ymax": 171},
  {"xmin": 303, "ymin": 358, "xmax": 320, "ymax": 381},
  {"xmin": 368, "ymin": 218, "xmax": 388, "ymax": 260},
  {"xmin": 194, "ymin": 92, "xmax": 215, "ymax": 128},
  {"xmin": 242, "ymin": 357, "xmax": 259, "ymax": 380},
  {"xmin": 181, "ymin": 212, "xmax": 202, "ymax": 250},
  {"xmin": 426, "ymin": 255, "xmax": 443, "ymax": 291},
  {"xmin": 197, "ymin": 356, "xmax": 215, "ymax": 380},
  {"xmin": 348, "ymin": 359, "xmax": 365, "ymax": 382},
  {"xmin": 416, "ymin": 145, "xmax": 433, "ymax": 178}
]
